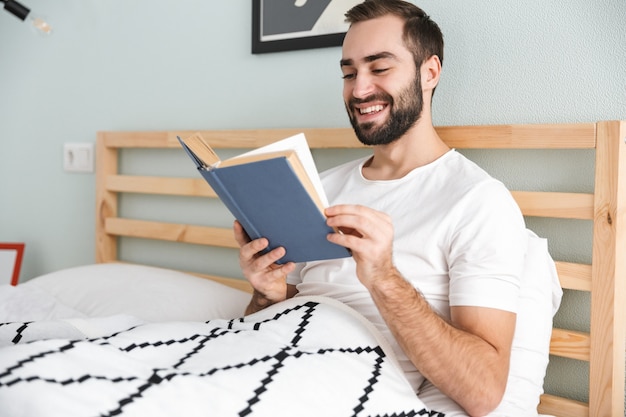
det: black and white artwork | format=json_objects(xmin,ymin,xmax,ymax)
[{"xmin": 252, "ymin": 0, "xmax": 362, "ymax": 54}]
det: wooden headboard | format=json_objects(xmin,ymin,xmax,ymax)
[{"xmin": 95, "ymin": 121, "xmax": 626, "ymax": 417}]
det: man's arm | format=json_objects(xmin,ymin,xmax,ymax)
[
  {"xmin": 325, "ymin": 204, "xmax": 516, "ymax": 417},
  {"xmin": 369, "ymin": 271, "xmax": 515, "ymax": 417}
]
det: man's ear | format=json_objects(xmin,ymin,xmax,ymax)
[{"xmin": 422, "ymin": 55, "xmax": 442, "ymax": 90}]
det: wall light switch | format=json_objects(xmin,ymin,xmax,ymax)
[{"xmin": 64, "ymin": 143, "xmax": 94, "ymax": 173}]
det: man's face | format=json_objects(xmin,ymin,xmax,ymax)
[{"xmin": 341, "ymin": 15, "xmax": 423, "ymax": 146}]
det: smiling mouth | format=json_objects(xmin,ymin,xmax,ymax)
[{"xmin": 359, "ymin": 104, "xmax": 385, "ymax": 115}]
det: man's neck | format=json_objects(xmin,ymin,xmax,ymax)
[{"xmin": 362, "ymin": 121, "xmax": 450, "ymax": 181}]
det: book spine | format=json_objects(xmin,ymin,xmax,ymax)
[{"xmin": 202, "ymin": 169, "xmax": 264, "ymax": 241}]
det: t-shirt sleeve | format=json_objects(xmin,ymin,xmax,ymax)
[
  {"xmin": 447, "ymin": 181, "xmax": 527, "ymax": 313},
  {"xmin": 286, "ymin": 263, "xmax": 305, "ymax": 286}
]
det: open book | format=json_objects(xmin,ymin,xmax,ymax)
[{"xmin": 178, "ymin": 132, "xmax": 351, "ymax": 264}]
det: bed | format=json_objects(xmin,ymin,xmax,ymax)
[{"xmin": 1, "ymin": 121, "xmax": 624, "ymax": 416}]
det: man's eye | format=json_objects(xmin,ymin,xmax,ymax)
[
  {"xmin": 342, "ymin": 73, "xmax": 356, "ymax": 80},
  {"xmin": 372, "ymin": 68, "xmax": 389, "ymax": 74}
]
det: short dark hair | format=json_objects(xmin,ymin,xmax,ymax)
[{"xmin": 345, "ymin": 0, "xmax": 444, "ymax": 69}]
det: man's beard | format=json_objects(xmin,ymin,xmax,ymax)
[{"xmin": 346, "ymin": 75, "xmax": 423, "ymax": 146}]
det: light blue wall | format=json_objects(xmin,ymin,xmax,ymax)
[
  {"xmin": 1, "ymin": 1, "xmax": 624, "ymax": 279},
  {"xmin": 1, "ymin": 0, "xmax": 625, "ymax": 406}
]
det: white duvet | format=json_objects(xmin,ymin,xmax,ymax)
[{"xmin": 0, "ymin": 295, "xmax": 441, "ymax": 417}]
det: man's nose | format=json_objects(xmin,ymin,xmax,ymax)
[{"xmin": 351, "ymin": 74, "xmax": 376, "ymax": 100}]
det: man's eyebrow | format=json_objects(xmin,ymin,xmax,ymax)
[
  {"xmin": 340, "ymin": 52, "xmax": 397, "ymax": 67},
  {"xmin": 340, "ymin": 58, "xmax": 353, "ymax": 67}
]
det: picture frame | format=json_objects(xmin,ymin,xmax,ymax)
[
  {"xmin": 252, "ymin": 0, "xmax": 361, "ymax": 54},
  {"xmin": 0, "ymin": 242, "xmax": 25, "ymax": 286}
]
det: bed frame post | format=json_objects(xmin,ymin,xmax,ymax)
[
  {"xmin": 589, "ymin": 120, "xmax": 626, "ymax": 417},
  {"xmin": 95, "ymin": 132, "xmax": 118, "ymax": 263}
]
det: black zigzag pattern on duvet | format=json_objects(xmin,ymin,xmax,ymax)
[
  {"xmin": 368, "ymin": 412, "xmax": 445, "ymax": 417},
  {"xmin": 0, "ymin": 337, "xmax": 141, "ymax": 386},
  {"xmin": 0, "ymin": 321, "xmax": 33, "ymax": 344},
  {"xmin": 106, "ymin": 302, "xmax": 322, "ymax": 417},
  {"xmin": 11, "ymin": 323, "xmax": 30, "ymax": 344},
  {"xmin": 0, "ymin": 301, "xmax": 442, "ymax": 417},
  {"xmin": 238, "ymin": 301, "xmax": 321, "ymax": 416},
  {"xmin": 236, "ymin": 302, "xmax": 432, "ymax": 417}
]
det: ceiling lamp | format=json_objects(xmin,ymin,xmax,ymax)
[{"xmin": 1, "ymin": 0, "xmax": 52, "ymax": 35}]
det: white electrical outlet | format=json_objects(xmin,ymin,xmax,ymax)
[{"xmin": 64, "ymin": 143, "xmax": 94, "ymax": 173}]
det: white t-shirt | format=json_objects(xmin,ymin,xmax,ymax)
[{"xmin": 287, "ymin": 150, "xmax": 555, "ymax": 415}]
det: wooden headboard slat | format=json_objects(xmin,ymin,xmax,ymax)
[
  {"xmin": 554, "ymin": 261, "xmax": 592, "ymax": 291},
  {"xmin": 100, "ymin": 131, "xmax": 174, "ymax": 148},
  {"xmin": 588, "ymin": 120, "xmax": 626, "ymax": 416},
  {"xmin": 99, "ymin": 123, "xmax": 596, "ymax": 150},
  {"xmin": 100, "ymin": 129, "xmax": 364, "ymax": 149},
  {"xmin": 512, "ymin": 191, "xmax": 594, "ymax": 220},
  {"xmin": 106, "ymin": 175, "xmax": 216, "ymax": 197},
  {"xmin": 107, "ymin": 175, "xmax": 595, "ymax": 220},
  {"xmin": 96, "ymin": 133, "xmax": 118, "ymax": 264},
  {"xmin": 549, "ymin": 328, "xmax": 590, "ymax": 361},
  {"xmin": 105, "ymin": 218, "xmax": 238, "ymax": 249},
  {"xmin": 538, "ymin": 394, "xmax": 589, "ymax": 417},
  {"xmin": 438, "ymin": 123, "xmax": 597, "ymax": 149},
  {"xmin": 176, "ymin": 129, "xmax": 365, "ymax": 149}
]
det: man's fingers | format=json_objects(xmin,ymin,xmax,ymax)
[{"xmin": 233, "ymin": 221, "xmax": 252, "ymax": 247}]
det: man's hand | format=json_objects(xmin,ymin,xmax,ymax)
[
  {"xmin": 233, "ymin": 221, "xmax": 296, "ymax": 315},
  {"xmin": 325, "ymin": 204, "xmax": 395, "ymax": 288}
]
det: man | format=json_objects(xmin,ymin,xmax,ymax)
[{"xmin": 235, "ymin": 1, "xmax": 541, "ymax": 416}]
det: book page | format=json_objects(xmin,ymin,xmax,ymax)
[{"xmin": 233, "ymin": 133, "xmax": 329, "ymax": 207}]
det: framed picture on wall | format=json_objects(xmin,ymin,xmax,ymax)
[
  {"xmin": 0, "ymin": 243, "xmax": 25, "ymax": 286},
  {"xmin": 252, "ymin": 0, "xmax": 362, "ymax": 54}
]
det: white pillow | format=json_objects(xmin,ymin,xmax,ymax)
[{"xmin": 23, "ymin": 263, "xmax": 251, "ymax": 322}]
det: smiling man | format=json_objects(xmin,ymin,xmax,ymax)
[{"xmin": 236, "ymin": 1, "xmax": 549, "ymax": 416}]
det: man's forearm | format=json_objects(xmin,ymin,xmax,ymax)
[{"xmin": 368, "ymin": 271, "xmax": 513, "ymax": 417}]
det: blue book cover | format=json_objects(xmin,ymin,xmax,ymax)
[{"xmin": 178, "ymin": 135, "xmax": 351, "ymax": 264}]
